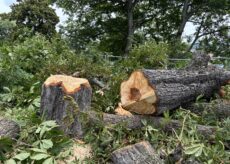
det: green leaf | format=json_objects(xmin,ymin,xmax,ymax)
[
  {"xmin": 35, "ymin": 127, "xmax": 41, "ymax": 133},
  {"xmin": 3, "ymin": 87, "xmax": 11, "ymax": 93},
  {"xmin": 184, "ymin": 144, "xmax": 204, "ymax": 156},
  {"xmin": 42, "ymin": 157, "xmax": 54, "ymax": 164},
  {"xmin": 195, "ymin": 147, "xmax": 203, "ymax": 157},
  {"xmin": 32, "ymin": 140, "xmax": 40, "ymax": 147},
  {"xmin": 5, "ymin": 159, "xmax": 17, "ymax": 164},
  {"xmin": 14, "ymin": 152, "xmax": 30, "ymax": 161},
  {"xmin": 30, "ymin": 153, "xmax": 50, "ymax": 160},
  {"xmin": 30, "ymin": 148, "xmax": 47, "ymax": 153},
  {"xmin": 41, "ymin": 139, "xmax": 53, "ymax": 149},
  {"xmin": 40, "ymin": 126, "xmax": 47, "ymax": 138},
  {"xmin": 41, "ymin": 121, "xmax": 57, "ymax": 128},
  {"xmin": 141, "ymin": 119, "xmax": 147, "ymax": 126}
]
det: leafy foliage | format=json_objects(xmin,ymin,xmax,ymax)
[{"xmin": 10, "ymin": 0, "xmax": 59, "ymax": 39}]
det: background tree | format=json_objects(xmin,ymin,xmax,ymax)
[
  {"xmin": 0, "ymin": 18, "xmax": 16, "ymax": 45},
  {"xmin": 10, "ymin": 0, "xmax": 59, "ymax": 39},
  {"xmin": 54, "ymin": 0, "xmax": 229, "ymax": 57}
]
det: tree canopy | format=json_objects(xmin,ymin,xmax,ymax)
[
  {"xmin": 54, "ymin": 0, "xmax": 230, "ymax": 56},
  {"xmin": 10, "ymin": 0, "xmax": 59, "ymax": 39}
]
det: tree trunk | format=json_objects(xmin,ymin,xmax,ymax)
[
  {"xmin": 176, "ymin": 0, "xmax": 190, "ymax": 39},
  {"xmin": 186, "ymin": 18, "xmax": 204, "ymax": 52},
  {"xmin": 40, "ymin": 75, "xmax": 92, "ymax": 138},
  {"xmin": 111, "ymin": 141, "xmax": 164, "ymax": 164},
  {"xmin": 87, "ymin": 111, "xmax": 216, "ymax": 140},
  {"xmin": 124, "ymin": 0, "xmax": 134, "ymax": 57},
  {"xmin": 0, "ymin": 118, "xmax": 20, "ymax": 139},
  {"xmin": 186, "ymin": 100, "xmax": 230, "ymax": 120},
  {"xmin": 120, "ymin": 54, "xmax": 230, "ymax": 115}
]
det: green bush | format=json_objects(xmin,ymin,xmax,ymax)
[{"xmin": 129, "ymin": 41, "xmax": 168, "ymax": 69}]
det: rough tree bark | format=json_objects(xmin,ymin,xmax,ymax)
[
  {"xmin": 111, "ymin": 141, "xmax": 164, "ymax": 164},
  {"xmin": 124, "ymin": 0, "xmax": 134, "ymax": 57},
  {"xmin": 87, "ymin": 111, "xmax": 216, "ymax": 140},
  {"xmin": 119, "ymin": 53, "xmax": 230, "ymax": 115},
  {"xmin": 176, "ymin": 0, "xmax": 191, "ymax": 39},
  {"xmin": 0, "ymin": 118, "xmax": 20, "ymax": 139},
  {"xmin": 40, "ymin": 75, "xmax": 92, "ymax": 137},
  {"xmin": 186, "ymin": 100, "xmax": 230, "ymax": 120}
]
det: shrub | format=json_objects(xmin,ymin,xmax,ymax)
[{"xmin": 129, "ymin": 41, "xmax": 169, "ymax": 69}]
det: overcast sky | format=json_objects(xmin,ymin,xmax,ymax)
[{"xmin": 0, "ymin": 0, "xmax": 196, "ymax": 38}]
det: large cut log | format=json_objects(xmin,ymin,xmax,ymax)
[
  {"xmin": 87, "ymin": 111, "xmax": 216, "ymax": 140},
  {"xmin": 120, "ymin": 68, "xmax": 230, "ymax": 115},
  {"xmin": 40, "ymin": 75, "xmax": 92, "ymax": 137},
  {"xmin": 111, "ymin": 141, "xmax": 164, "ymax": 164},
  {"xmin": 186, "ymin": 100, "xmax": 230, "ymax": 119},
  {"xmin": 0, "ymin": 118, "xmax": 20, "ymax": 139}
]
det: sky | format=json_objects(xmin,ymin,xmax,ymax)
[{"xmin": 0, "ymin": 0, "xmax": 195, "ymax": 38}]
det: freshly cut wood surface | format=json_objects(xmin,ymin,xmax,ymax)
[
  {"xmin": 44, "ymin": 75, "xmax": 90, "ymax": 94},
  {"xmin": 120, "ymin": 71, "xmax": 157, "ymax": 114}
]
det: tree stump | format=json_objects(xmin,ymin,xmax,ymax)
[
  {"xmin": 40, "ymin": 75, "xmax": 92, "ymax": 137},
  {"xmin": 111, "ymin": 141, "xmax": 164, "ymax": 164},
  {"xmin": 0, "ymin": 118, "xmax": 20, "ymax": 139}
]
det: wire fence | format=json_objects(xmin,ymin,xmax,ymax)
[{"xmin": 98, "ymin": 54, "xmax": 230, "ymax": 69}]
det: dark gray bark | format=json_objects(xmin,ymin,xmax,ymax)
[
  {"xmin": 185, "ymin": 51, "xmax": 211, "ymax": 70},
  {"xmin": 186, "ymin": 100, "xmax": 230, "ymax": 120},
  {"xmin": 141, "ymin": 67, "xmax": 230, "ymax": 115},
  {"xmin": 176, "ymin": 0, "xmax": 190, "ymax": 39},
  {"xmin": 40, "ymin": 84, "xmax": 92, "ymax": 138},
  {"xmin": 124, "ymin": 0, "xmax": 134, "ymax": 56},
  {"xmin": 87, "ymin": 112, "xmax": 216, "ymax": 140},
  {"xmin": 186, "ymin": 18, "xmax": 204, "ymax": 52},
  {"xmin": 0, "ymin": 118, "xmax": 20, "ymax": 139},
  {"xmin": 111, "ymin": 141, "xmax": 164, "ymax": 164}
]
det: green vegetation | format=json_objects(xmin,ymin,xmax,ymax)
[{"xmin": 0, "ymin": 0, "xmax": 229, "ymax": 163}]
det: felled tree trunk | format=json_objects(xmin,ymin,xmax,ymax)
[
  {"xmin": 87, "ymin": 112, "xmax": 216, "ymax": 140},
  {"xmin": 186, "ymin": 100, "xmax": 230, "ymax": 119},
  {"xmin": 40, "ymin": 75, "xmax": 92, "ymax": 137},
  {"xmin": 120, "ymin": 64, "xmax": 230, "ymax": 115},
  {"xmin": 111, "ymin": 141, "xmax": 164, "ymax": 164},
  {"xmin": 0, "ymin": 118, "xmax": 20, "ymax": 139}
]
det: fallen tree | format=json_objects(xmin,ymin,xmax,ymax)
[
  {"xmin": 40, "ymin": 75, "xmax": 92, "ymax": 137},
  {"xmin": 120, "ymin": 53, "xmax": 230, "ymax": 115},
  {"xmin": 87, "ymin": 111, "xmax": 216, "ymax": 140}
]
